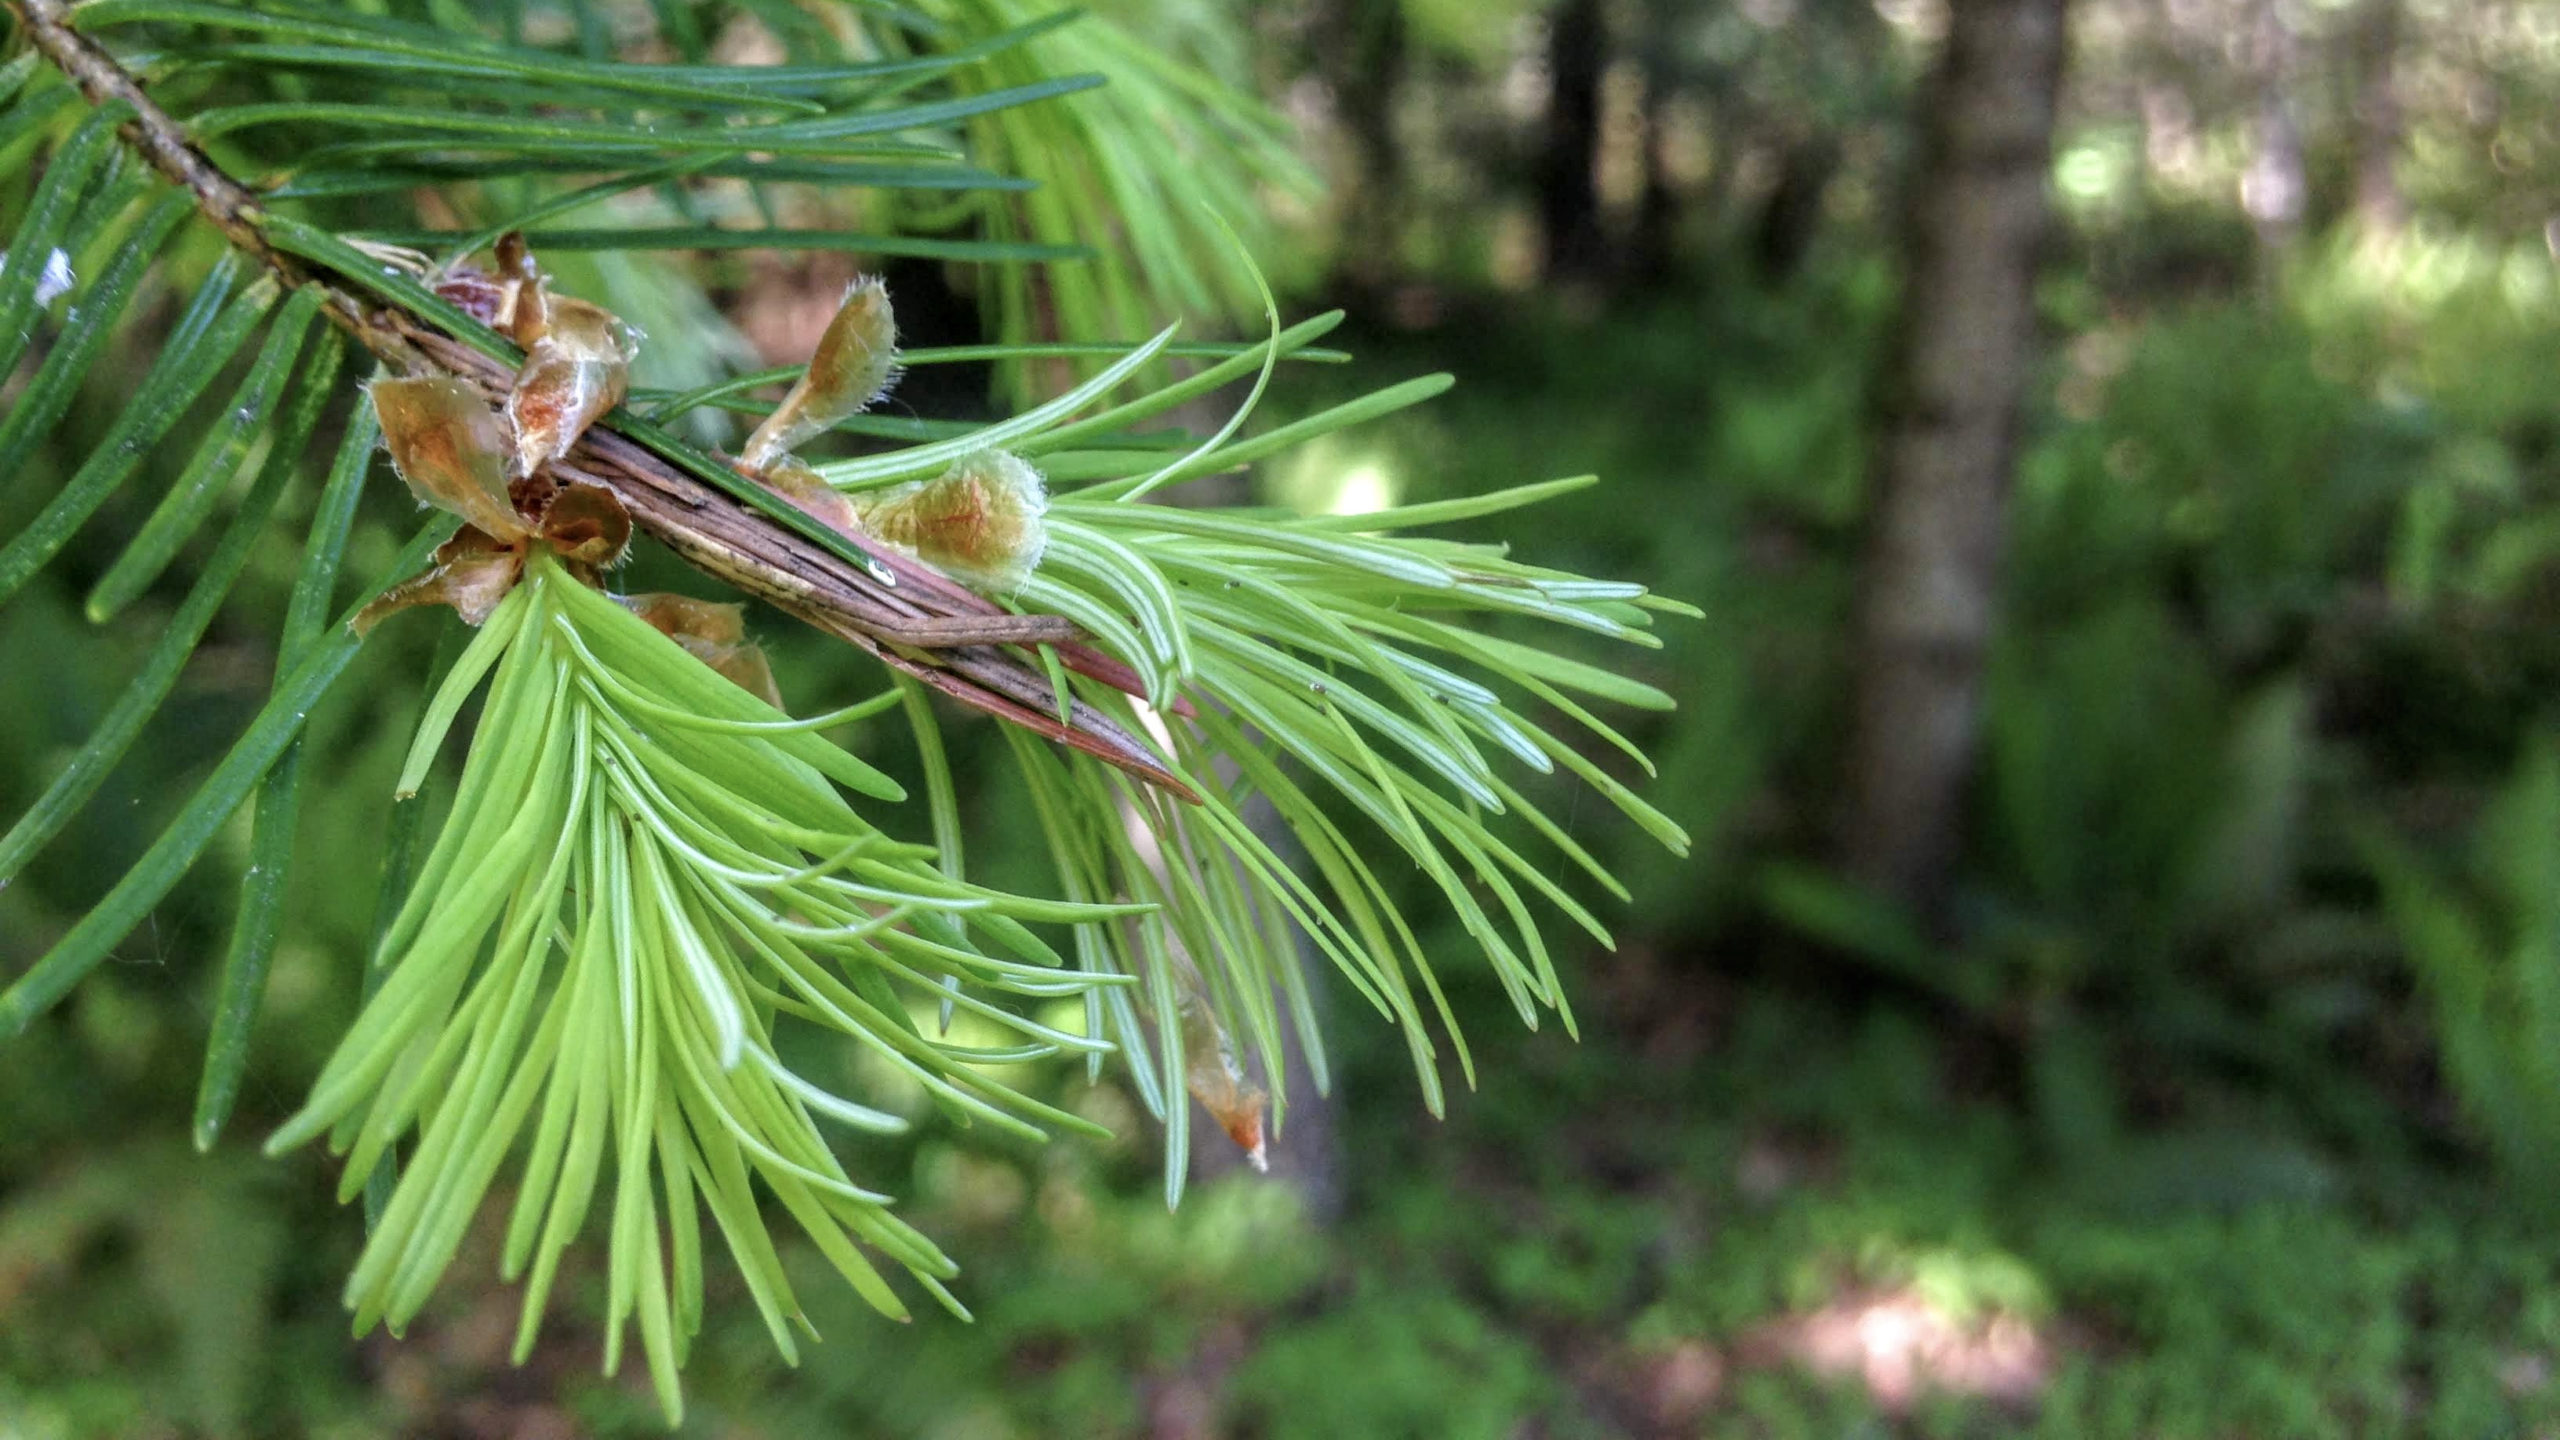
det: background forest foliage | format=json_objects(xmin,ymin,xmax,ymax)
[{"xmin": 8, "ymin": 0, "xmax": 2560, "ymax": 1435}]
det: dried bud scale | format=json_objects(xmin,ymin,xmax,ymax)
[
  {"xmin": 754, "ymin": 455, "xmax": 866, "ymax": 543},
  {"xmin": 622, "ymin": 591, "xmax": 784, "ymax": 708},
  {"xmin": 430, "ymin": 267, "xmax": 510, "ymax": 329},
  {"xmin": 368, "ymin": 376, "xmax": 525, "ymax": 542},
  {"xmin": 506, "ymin": 293, "xmax": 636, "ymax": 479},
  {"xmin": 532, "ymin": 481, "xmax": 633, "ymax": 569},
  {"xmin": 1178, "ymin": 988, "xmax": 1270, "ymax": 1171},
  {"xmin": 361, "ymin": 366, "xmax": 637, "ymax": 628},
  {"xmin": 352, "ymin": 528, "xmax": 523, "ymax": 634}
]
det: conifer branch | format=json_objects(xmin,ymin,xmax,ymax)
[{"xmin": 1, "ymin": 0, "xmax": 1195, "ymax": 794}]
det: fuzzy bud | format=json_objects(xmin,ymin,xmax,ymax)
[
  {"xmin": 850, "ymin": 449, "xmax": 1048, "ymax": 594},
  {"xmin": 756, "ymin": 456, "xmax": 865, "ymax": 543},
  {"xmin": 740, "ymin": 277, "xmax": 898, "ymax": 472}
]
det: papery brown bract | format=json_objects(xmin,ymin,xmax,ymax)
[
  {"xmin": 851, "ymin": 449, "xmax": 1049, "ymax": 593},
  {"xmin": 622, "ymin": 590, "xmax": 748, "ymax": 647},
  {"xmin": 507, "ymin": 296, "xmax": 635, "ymax": 479},
  {"xmin": 369, "ymin": 377, "xmax": 527, "ymax": 541},
  {"xmin": 535, "ymin": 482, "xmax": 633, "ymax": 569},
  {"xmin": 353, "ymin": 528, "xmax": 524, "ymax": 634},
  {"xmin": 754, "ymin": 456, "xmax": 866, "ymax": 542},
  {"xmin": 622, "ymin": 592, "xmax": 784, "ymax": 708},
  {"xmin": 1178, "ymin": 991, "xmax": 1269, "ymax": 1171},
  {"xmin": 740, "ymin": 277, "xmax": 898, "ymax": 472},
  {"xmin": 685, "ymin": 634, "xmax": 783, "ymax": 710},
  {"xmin": 363, "ymin": 377, "xmax": 635, "ymax": 628},
  {"xmin": 492, "ymin": 230, "xmax": 544, "ymax": 341},
  {"xmin": 430, "ymin": 266, "xmax": 512, "ymax": 329}
]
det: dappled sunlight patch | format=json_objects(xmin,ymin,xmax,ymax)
[
  {"xmin": 2301, "ymin": 224, "xmax": 2560, "ymax": 322},
  {"xmin": 1743, "ymin": 1284, "xmax": 2051, "ymax": 1412},
  {"xmin": 1327, "ymin": 461, "xmax": 1398, "ymax": 518},
  {"xmin": 1731, "ymin": 1239, "xmax": 2054, "ymax": 1413}
]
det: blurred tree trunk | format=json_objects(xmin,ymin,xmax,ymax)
[
  {"xmin": 1540, "ymin": 0, "xmax": 1608, "ymax": 280},
  {"xmin": 1312, "ymin": 0, "xmax": 1408, "ymax": 294},
  {"xmin": 2351, "ymin": 0, "xmax": 2408, "ymax": 233},
  {"xmin": 1838, "ymin": 0, "xmax": 2069, "ymax": 914},
  {"xmin": 1630, "ymin": 11, "xmax": 1682, "ymax": 283},
  {"xmin": 1750, "ymin": 133, "xmax": 1842, "ymax": 286},
  {"xmin": 2241, "ymin": 0, "xmax": 2305, "ymax": 256}
]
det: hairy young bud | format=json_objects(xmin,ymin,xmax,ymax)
[
  {"xmin": 740, "ymin": 276, "xmax": 898, "ymax": 472},
  {"xmin": 850, "ymin": 449, "xmax": 1049, "ymax": 594},
  {"xmin": 368, "ymin": 376, "xmax": 526, "ymax": 541}
]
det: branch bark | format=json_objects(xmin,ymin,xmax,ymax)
[
  {"xmin": 1837, "ymin": 0, "xmax": 2070, "ymax": 913},
  {"xmin": 7, "ymin": 0, "xmax": 285, "ymax": 272}
]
